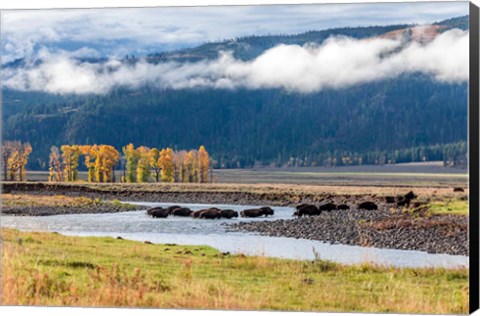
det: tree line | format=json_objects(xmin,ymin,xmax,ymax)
[
  {"xmin": 47, "ymin": 144, "xmax": 210, "ymax": 183},
  {"xmin": 273, "ymin": 142, "xmax": 468, "ymax": 169}
]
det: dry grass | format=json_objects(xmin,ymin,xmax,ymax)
[
  {"xmin": 2, "ymin": 181, "xmax": 466, "ymax": 200},
  {"xmin": 0, "ymin": 228, "xmax": 469, "ymax": 313},
  {"xmin": 0, "ymin": 193, "xmax": 135, "ymax": 211},
  {"xmin": 1, "ymin": 194, "xmax": 101, "ymax": 208}
]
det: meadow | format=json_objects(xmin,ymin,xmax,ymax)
[{"xmin": 1, "ymin": 228, "xmax": 469, "ymax": 313}]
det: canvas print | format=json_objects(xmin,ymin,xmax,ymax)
[{"xmin": 0, "ymin": 1, "xmax": 473, "ymax": 314}]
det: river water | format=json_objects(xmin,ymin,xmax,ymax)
[{"xmin": 1, "ymin": 201, "xmax": 468, "ymax": 269}]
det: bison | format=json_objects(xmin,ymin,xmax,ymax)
[
  {"xmin": 294, "ymin": 204, "xmax": 320, "ymax": 217},
  {"xmin": 199, "ymin": 209, "xmax": 222, "ymax": 219},
  {"xmin": 240, "ymin": 208, "xmax": 264, "ymax": 218},
  {"xmin": 357, "ymin": 201, "xmax": 378, "ymax": 211},
  {"xmin": 150, "ymin": 207, "xmax": 170, "ymax": 218},
  {"xmin": 166, "ymin": 205, "xmax": 182, "ymax": 214},
  {"xmin": 172, "ymin": 207, "xmax": 193, "ymax": 217},
  {"xmin": 397, "ymin": 199, "xmax": 411, "ymax": 207},
  {"xmin": 220, "ymin": 209, "xmax": 239, "ymax": 219},
  {"xmin": 385, "ymin": 196, "xmax": 396, "ymax": 204},
  {"xmin": 260, "ymin": 206, "xmax": 274, "ymax": 216},
  {"xmin": 192, "ymin": 208, "xmax": 219, "ymax": 218},
  {"xmin": 337, "ymin": 204, "xmax": 350, "ymax": 210},
  {"xmin": 404, "ymin": 191, "xmax": 417, "ymax": 201},
  {"xmin": 453, "ymin": 187, "xmax": 465, "ymax": 192},
  {"xmin": 319, "ymin": 203, "xmax": 337, "ymax": 212},
  {"xmin": 147, "ymin": 206, "xmax": 166, "ymax": 216}
]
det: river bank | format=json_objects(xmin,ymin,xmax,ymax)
[
  {"xmin": 226, "ymin": 208, "xmax": 469, "ymax": 256},
  {"xmin": 1, "ymin": 194, "xmax": 141, "ymax": 216},
  {"xmin": 1, "ymin": 181, "xmax": 468, "ymax": 207}
]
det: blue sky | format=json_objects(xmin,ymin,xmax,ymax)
[{"xmin": 1, "ymin": 1, "xmax": 469, "ymax": 63}]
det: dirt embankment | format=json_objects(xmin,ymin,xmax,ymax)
[{"xmin": 0, "ymin": 182, "xmax": 463, "ymax": 207}]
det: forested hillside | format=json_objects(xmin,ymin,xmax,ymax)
[{"xmin": 1, "ymin": 16, "xmax": 469, "ymax": 170}]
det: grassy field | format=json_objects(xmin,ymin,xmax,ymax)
[
  {"xmin": 22, "ymin": 162, "xmax": 467, "ymax": 187},
  {"xmin": 1, "ymin": 229, "xmax": 469, "ymax": 313},
  {"xmin": 428, "ymin": 199, "xmax": 469, "ymax": 215}
]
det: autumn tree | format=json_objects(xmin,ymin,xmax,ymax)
[
  {"xmin": 172, "ymin": 150, "xmax": 187, "ymax": 182},
  {"xmin": 49, "ymin": 146, "xmax": 63, "ymax": 182},
  {"xmin": 122, "ymin": 143, "xmax": 139, "ymax": 183},
  {"xmin": 186, "ymin": 150, "xmax": 198, "ymax": 183},
  {"xmin": 136, "ymin": 146, "xmax": 151, "ymax": 183},
  {"xmin": 3, "ymin": 141, "xmax": 32, "ymax": 181},
  {"xmin": 99, "ymin": 145, "xmax": 120, "ymax": 182},
  {"xmin": 79, "ymin": 145, "xmax": 97, "ymax": 182},
  {"xmin": 18, "ymin": 143, "xmax": 32, "ymax": 181},
  {"xmin": 7, "ymin": 146, "xmax": 21, "ymax": 181},
  {"xmin": 197, "ymin": 145, "xmax": 210, "ymax": 183},
  {"xmin": 159, "ymin": 148, "xmax": 175, "ymax": 182},
  {"xmin": 148, "ymin": 148, "xmax": 161, "ymax": 182},
  {"xmin": 2, "ymin": 141, "xmax": 15, "ymax": 181},
  {"xmin": 61, "ymin": 145, "xmax": 81, "ymax": 181}
]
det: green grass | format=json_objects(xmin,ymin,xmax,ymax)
[
  {"xmin": 428, "ymin": 199, "xmax": 469, "ymax": 215},
  {"xmin": 1, "ymin": 229, "xmax": 469, "ymax": 313}
]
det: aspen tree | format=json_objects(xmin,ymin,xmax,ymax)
[
  {"xmin": 122, "ymin": 143, "xmax": 139, "ymax": 183},
  {"xmin": 197, "ymin": 145, "xmax": 210, "ymax": 183}
]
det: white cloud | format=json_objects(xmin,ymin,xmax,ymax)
[
  {"xmin": 3, "ymin": 29, "xmax": 468, "ymax": 95},
  {"xmin": 1, "ymin": 2, "xmax": 468, "ymax": 63}
]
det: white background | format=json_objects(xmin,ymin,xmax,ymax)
[{"xmin": 0, "ymin": 1, "xmax": 479, "ymax": 316}]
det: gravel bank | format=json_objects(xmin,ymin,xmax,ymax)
[{"xmin": 226, "ymin": 209, "xmax": 469, "ymax": 256}]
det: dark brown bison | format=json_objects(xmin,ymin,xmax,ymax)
[
  {"xmin": 294, "ymin": 204, "xmax": 320, "ymax": 217},
  {"xmin": 453, "ymin": 187, "xmax": 465, "ymax": 192},
  {"xmin": 172, "ymin": 207, "xmax": 193, "ymax": 217},
  {"xmin": 319, "ymin": 203, "xmax": 337, "ymax": 212},
  {"xmin": 220, "ymin": 209, "xmax": 239, "ymax": 219},
  {"xmin": 337, "ymin": 204, "xmax": 350, "ymax": 210},
  {"xmin": 240, "ymin": 209, "xmax": 264, "ymax": 218},
  {"xmin": 260, "ymin": 206, "xmax": 274, "ymax": 216},
  {"xmin": 397, "ymin": 199, "xmax": 411, "ymax": 207},
  {"xmin": 192, "ymin": 208, "xmax": 219, "ymax": 218},
  {"xmin": 357, "ymin": 201, "xmax": 378, "ymax": 210},
  {"xmin": 147, "ymin": 206, "xmax": 165, "ymax": 216},
  {"xmin": 166, "ymin": 205, "xmax": 182, "ymax": 214},
  {"xmin": 199, "ymin": 209, "xmax": 222, "ymax": 219},
  {"xmin": 385, "ymin": 196, "xmax": 396, "ymax": 203},
  {"xmin": 404, "ymin": 191, "xmax": 417, "ymax": 200},
  {"xmin": 150, "ymin": 207, "xmax": 170, "ymax": 218}
]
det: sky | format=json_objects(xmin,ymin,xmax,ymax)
[
  {"xmin": 1, "ymin": 2, "xmax": 469, "ymax": 62},
  {"xmin": 0, "ymin": 1, "xmax": 470, "ymax": 94}
]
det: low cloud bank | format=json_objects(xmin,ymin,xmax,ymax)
[{"xmin": 3, "ymin": 29, "xmax": 468, "ymax": 95}]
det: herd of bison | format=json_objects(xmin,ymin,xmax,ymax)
[{"xmin": 146, "ymin": 190, "xmax": 423, "ymax": 220}]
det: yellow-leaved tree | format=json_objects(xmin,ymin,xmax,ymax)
[
  {"xmin": 197, "ymin": 145, "xmax": 210, "ymax": 183},
  {"xmin": 101, "ymin": 145, "xmax": 120, "ymax": 182},
  {"xmin": 49, "ymin": 146, "xmax": 63, "ymax": 182},
  {"xmin": 136, "ymin": 146, "xmax": 151, "ymax": 182},
  {"xmin": 148, "ymin": 148, "xmax": 162, "ymax": 182},
  {"xmin": 3, "ymin": 141, "xmax": 32, "ymax": 181},
  {"xmin": 122, "ymin": 143, "xmax": 138, "ymax": 183},
  {"xmin": 61, "ymin": 145, "xmax": 81, "ymax": 181},
  {"xmin": 159, "ymin": 148, "xmax": 175, "ymax": 182},
  {"xmin": 79, "ymin": 145, "xmax": 97, "ymax": 182}
]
